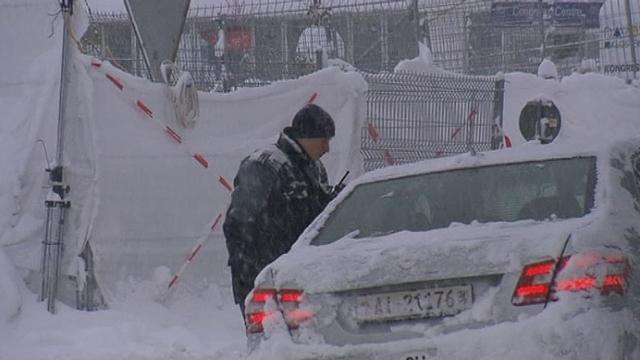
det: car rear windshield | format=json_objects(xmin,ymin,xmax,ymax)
[{"xmin": 312, "ymin": 157, "xmax": 597, "ymax": 245}]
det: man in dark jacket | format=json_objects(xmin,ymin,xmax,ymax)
[{"xmin": 223, "ymin": 104, "xmax": 336, "ymax": 317}]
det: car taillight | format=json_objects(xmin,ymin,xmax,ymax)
[
  {"xmin": 246, "ymin": 289, "xmax": 278, "ymax": 333},
  {"xmin": 555, "ymin": 254, "xmax": 629, "ymax": 296},
  {"xmin": 246, "ymin": 311, "xmax": 272, "ymax": 333},
  {"xmin": 245, "ymin": 288, "xmax": 313, "ymax": 333},
  {"xmin": 512, "ymin": 253, "xmax": 630, "ymax": 306},
  {"xmin": 279, "ymin": 289, "xmax": 313, "ymax": 329},
  {"xmin": 251, "ymin": 289, "xmax": 277, "ymax": 304},
  {"xmin": 512, "ymin": 259, "xmax": 557, "ymax": 305}
]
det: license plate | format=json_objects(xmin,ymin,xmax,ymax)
[{"xmin": 355, "ymin": 284, "xmax": 473, "ymax": 323}]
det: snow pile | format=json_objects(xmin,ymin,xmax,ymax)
[
  {"xmin": 394, "ymin": 42, "xmax": 449, "ymax": 75},
  {"xmin": 0, "ymin": 246, "xmax": 22, "ymax": 324},
  {"xmin": 0, "ymin": 281, "xmax": 246, "ymax": 360},
  {"xmin": 537, "ymin": 58, "xmax": 559, "ymax": 80},
  {"xmin": 503, "ymin": 71, "xmax": 640, "ymax": 146},
  {"xmin": 249, "ymin": 304, "xmax": 635, "ymax": 360}
]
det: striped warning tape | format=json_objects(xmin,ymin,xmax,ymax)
[
  {"xmin": 90, "ymin": 58, "xmax": 209, "ymax": 169},
  {"xmin": 367, "ymin": 122, "xmax": 394, "ymax": 166},
  {"xmin": 160, "ymin": 176, "xmax": 234, "ymax": 300},
  {"xmin": 166, "ymin": 212, "xmax": 223, "ymax": 290}
]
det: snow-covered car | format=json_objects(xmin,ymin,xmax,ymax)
[{"xmin": 244, "ymin": 138, "xmax": 640, "ymax": 360}]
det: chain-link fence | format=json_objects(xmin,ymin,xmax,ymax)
[
  {"xmin": 81, "ymin": 0, "xmax": 639, "ymax": 90},
  {"xmin": 83, "ymin": 0, "xmax": 421, "ymax": 91},
  {"xmin": 426, "ymin": 0, "xmax": 626, "ymax": 76},
  {"xmin": 361, "ymin": 71, "xmax": 504, "ymax": 171}
]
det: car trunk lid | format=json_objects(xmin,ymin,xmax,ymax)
[{"xmin": 268, "ymin": 219, "xmax": 587, "ymax": 345}]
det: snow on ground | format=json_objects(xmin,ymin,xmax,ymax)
[{"xmin": 1, "ymin": 1, "xmax": 640, "ymax": 360}]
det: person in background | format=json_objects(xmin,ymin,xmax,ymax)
[{"xmin": 223, "ymin": 103, "xmax": 342, "ymax": 318}]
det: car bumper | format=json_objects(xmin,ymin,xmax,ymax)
[{"xmin": 247, "ymin": 307, "xmax": 637, "ymax": 360}]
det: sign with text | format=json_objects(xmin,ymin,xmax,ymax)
[
  {"xmin": 491, "ymin": 2, "xmax": 604, "ymax": 28},
  {"xmin": 600, "ymin": 0, "xmax": 640, "ymax": 82}
]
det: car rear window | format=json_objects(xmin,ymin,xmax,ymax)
[{"xmin": 312, "ymin": 157, "xmax": 597, "ymax": 245}]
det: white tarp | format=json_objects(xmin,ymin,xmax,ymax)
[
  {"xmin": 0, "ymin": 0, "xmax": 367, "ymax": 304},
  {"xmin": 85, "ymin": 60, "xmax": 367, "ymax": 302}
]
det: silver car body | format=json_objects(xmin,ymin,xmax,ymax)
[{"xmin": 246, "ymin": 138, "xmax": 640, "ymax": 360}]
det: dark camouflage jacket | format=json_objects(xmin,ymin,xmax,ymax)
[{"xmin": 223, "ymin": 128, "xmax": 333, "ymax": 305}]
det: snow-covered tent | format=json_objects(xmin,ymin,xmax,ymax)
[{"xmin": 0, "ymin": 1, "xmax": 367, "ymax": 310}]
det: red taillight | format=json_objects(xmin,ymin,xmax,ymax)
[
  {"xmin": 251, "ymin": 289, "xmax": 277, "ymax": 303},
  {"xmin": 512, "ymin": 252, "xmax": 630, "ymax": 306},
  {"xmin": 246, "ymin": 289, "xmax": 278, "ymax": 333},
  {"xmin": 246, "ymin": 311, "xmax": 273, "ymax": 333},
  {"xmin": 280, "ymin": 289, "xmax": 304, "ymax": 303},
  {"xmin": 245, "ymin": 288, "xmax": 313, "ymax": 333},
  {"xmin": 512, "ymin": 259, "xmax": 556, "ymax": 305},
  {"xmin": 279, "ymin": 289, "xmax": 311, "ymax": 329}
]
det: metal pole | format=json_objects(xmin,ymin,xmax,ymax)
[
  {"xmin": 41, "ymin": 0, "xmax": 72, "ymax": 314},
  {"xmin": 56, "ymin": 5, "xmax": 71, "ymax": 166},
  {"xmin": 346, "ymin": 14, "xmax": 354, "ymax": 64},
  {"xmin": 501, "ymin": 31, "xmax": 506, "ymax": 72},
  {"xmin": 413, "ymin": 0, "xmax": 420, "ymax": 45},
  {"xmin": 380, "ymin": 13, "xmax": 389, "ymax": 71},
  {"xmin": 624, "ymin": 0, "xmax": 638, "ymax": 79},
  {"xmin": 281, "ymin": 21, "xmax": 289, "ymax": 79},
  {"xmin": 539, "ymin": 0, "xmax": 546, "ymax": 61},
  {"xmin": 463, "ymin": 12, "xmax": 468, "ymax": 73},
  {"xmin": 39, "ymin": 209, "xmax": 53, "ymax": 302}
]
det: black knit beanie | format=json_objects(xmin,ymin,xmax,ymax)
[{"xmin": 291, "ymin": 104, "xmax": 335, "ymax": 139}]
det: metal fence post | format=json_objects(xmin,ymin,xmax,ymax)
[
  {"xmin": 315, "ymin": 48, "xmax": 324, "ymax": 70},
  {"xmin": 538, "ymin": 0, "xmax": 546, "ymax": 61},
  {"xmin": 281, "ymin": 21, "xmax": 289, "ymax": 79},
  {"xmin": 491, "ymin": 78, "xmax": 505, "ymax": 150},
  {"xmin": 380, "ymin": 13, "xmax": 389, "ymax": 71},
  {"xmin": 413, "ymin": 0, "xmax": 420, "ymax": 46},
  {"xmin": 624, "ymin": 0, "xmax": 638, "ymax": 79},
  {"xmin": 100, "ymin": 24, "xmax": 106, "ymax": 58},
  {"xmin": 346, "ymin": 14, "xmax": 355, "ymax": 64}
]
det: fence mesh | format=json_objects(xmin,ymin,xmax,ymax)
[
  {"xmin": 83, "ymin": 0, "xmax": 421, "ymax": 90},
  {"xmin": 81, "ymin": 0, "xmax": 639, "ymax": 90},
  {"xmin": 361, "ymin": 71, "xmax": 505, "ymax": 171}
]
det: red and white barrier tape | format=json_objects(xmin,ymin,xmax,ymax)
[
  {"xmin": 160, "ymin": 176, "xmax": 234, "ymax": 300},
  {"xmin": 435, "ymin": 108, "xmax": 478, "ymax": 157},
  {"xmin": 450, "ymin": 109, "xmax": 477, "ymax": 141},
  {"xmin": 367, "ymin": 122, "xmax": 394, "ymax": 166},
  {"xmin": 218, "ymin": 175, "xmax": 234, "ymax": 192},
  {"xmin": 91, "ymin": 58, "xmax": 209, "ymax": 169},
  {"xmin": 166, "ymin": 212, "xmax": 223, "ymax": 290},
  {"xmin": 307, "ymin": 92, "xmax": 318, "ymax": 104}
]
